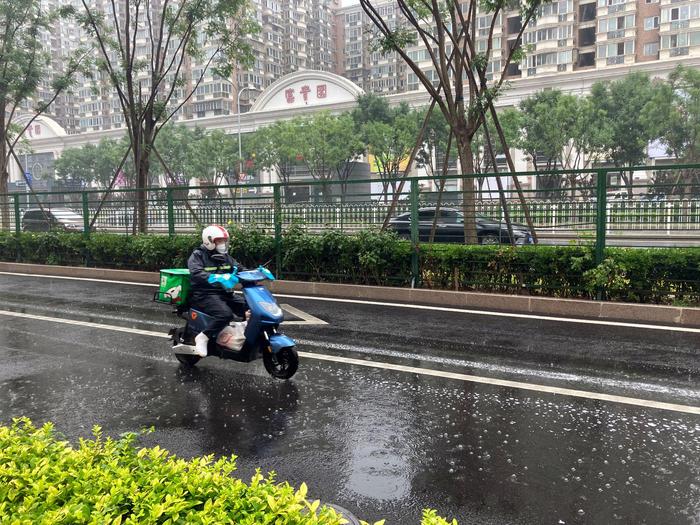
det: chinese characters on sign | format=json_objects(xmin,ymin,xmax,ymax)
[
  {"xmin": 284, "ymin": 88, "xmax": 295, "ymax": 103},
  {"xmin": 284, "ymin": 84, "xmax": 328, "ymax": 105},
  {"xmin": 27, "ymin": 124, "xmax": 42, "ymax": 138}
]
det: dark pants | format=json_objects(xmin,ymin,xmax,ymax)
[{"xmin": 190, "ymin": 292, "xmax": 248, "ymax": 339}]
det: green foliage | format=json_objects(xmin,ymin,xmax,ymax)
[
  {"xmin": 351, "ymin": 96, "xmax": 420, "ymax": 195},
  {"xmin": 419, "ymin": 509, "xmax": 459, "ymax": 525},
  {"xmin": 0, "ymin": 418, "xmax": 456, "ymax": 524},
  {"xmin": 415, "ymin": 108, "xmax": 455, "ymax": 177},
  {"xmin": 0, "ymin": 230, "xmax": 698, "ymax": 305},
  {"xmin": 54, "ymin": 138, "xmax": 130, "ymax": 188},
  {"xmin": 641, "ymin": 65, "xmax": 700, "ymax": 195},
  {"xmin": 0, "ymin": 418, "xmax": 346, "ymax": 524},
  {"xmin": 519, "ymin": 90, "xmax": 575, "ymax": 171},
  {"xmin": 642, "ymin": 66, "xmax": 700, "ymax": 163},
  {"xmin": 589, "ymin": 72, "xmax": 659, "ymax": 172},
  {"xmin": 249, "ymin": 119, "xmax": 301, "ymax": 183},
  {"xmin": 54, "ymin": 125, "xmax": 253, "ymax": 190},
  {"xmin": 280, "ymin": 226, "xmax": 412, "ymax": 285},
  {"xmin": 471, "ymin": 107, "xmax": 521, "ymax": 174},
  {"xmin": 351, "ymin": 94, "xmax": 394, "ymax": 128},
  {"xmin": 420, "ymin": 243, "xmax": 700, "ymax": 304},
  {"xmin": 0, "ymin": 0, "xmax": 51, "ymax": 110},
  {"xmin": 251, "ymin": 113, "xmax": 364, "ymax": 200},
  {"xmin": 0, "ymin": 0, "xmax": 89, "ymax": 203}
]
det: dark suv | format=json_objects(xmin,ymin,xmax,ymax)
[
  {"xmin": 22, "ymin": 208, "xmax": 86, "ymax": 232},
  {"xmin": 388, "ymin": 207, "xmax": 534, "ymax": 245}
]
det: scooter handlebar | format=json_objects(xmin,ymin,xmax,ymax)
[
  {"xmin": 207, "ymin": 272, "xmax": 239, "ymax": 290},
  {"xmin": 258, "ymin": 266, "xmax": 275, "ymax": 281}
]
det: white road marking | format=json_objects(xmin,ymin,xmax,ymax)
[
  {"xmin": 0, "ymin": 271, "xmax": 156, "ymax": 287},
  {"xmin": 2, "ymin": 270, "xmax": 697, "ymax": 332},
  {"xmin": 297, "ymin": 352, "xmax": 700, "ymax": 415},
  {"xmin": 0, "ymin": 273, "xmax": 324, "ymax": 326},
  {"xmin": 275, "ymin": 294, "xmax": 700, "ymax": 334},
  {"xmin": 0, "ymin": 309, "xmax": 698, "ymax": 415},
  {"xmin": 0, "ymin": 309, "xmax": 171, "ymax": 339},
  {"xmin": 281, "ymin": 304, "xmax": 328, "ymax": 325}
]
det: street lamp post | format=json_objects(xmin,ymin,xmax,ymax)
[{"xmin": 237, "ymin": 86, "xmax": 254, "ymax": 188}]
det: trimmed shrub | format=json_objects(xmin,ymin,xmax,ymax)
[
  {"xmin": 0, "ymin": 418, "xmax": 454, "ymax": 525},
  {"xmin": 0, "ymin": 229, "xmax": 698, "ymax": 305}
]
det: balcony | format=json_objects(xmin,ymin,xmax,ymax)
[
  {"xmin": 606, "ymin": 55, "xmax": 625, "ymax": 64},
  {"xmin": 670, "ymin": 46, "xmax": 689, "ymax": 56}
]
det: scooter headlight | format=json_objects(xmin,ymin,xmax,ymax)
[{"xmin": 259, "ymin": 301, "xmax": 282, "ymax": 317}]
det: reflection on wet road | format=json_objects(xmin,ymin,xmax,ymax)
[{"xmin": 0, "ymin": 273, "xmax": 699, "ymax": 524}]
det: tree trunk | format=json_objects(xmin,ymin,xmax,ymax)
[
  {"xmin": 135, "ymin": 122, "xmax": 154, "ymax": 233},
  {"xmin": 322, "ymin": 180, "xmax": 332, "ymax": 203},
  {"xmin": 0, "ymin": 110, "xmax": 9, "ymax": 231},
  {"xmin": 0, "ymin": 156, "xmax": 9, "ymax": 232},
  {"xmin": 455, "ymin": 129, "xmax": 477, "ymax": 244}
]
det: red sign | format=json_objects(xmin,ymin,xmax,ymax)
[
  {"xmin": 284, "ymin": 84, "xmax": 328, "ymax": 104},
  {"xmin": 300, "ymin": 85, "xmax": 311, "ymax": 103},
  {"xmin": 284, "ymin": 88, "xmax": 295, "ymax": 104}
]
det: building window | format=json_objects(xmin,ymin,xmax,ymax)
[
  {"xmin": 578, "ymin": 51, "xmax": 595, "ymax": 66},
  {"xmin": 644, "ymin": 16, "xmax": 659, "ymax": 30},
  {"xmin": 598, "ymin": 39, "xmax": 634, "ymax": 57},
  {"xmin": 579, "ymin": 2, "xmax": 597, "ymax": 21},
  {"xmin": 579, "ymin": 27, "xmax": 596, "ymax": 46},
  {"xmin": 643, "ymin": 42, "xmax": 659, "ymax": 55},
  {"xmin": 507, "ymin": 16, "xmax": 522, "ymax": 34}
]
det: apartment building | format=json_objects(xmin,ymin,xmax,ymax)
[
  {"xmin": 29, "ymin": 0, "xmax": 700, "ymax": 135},
  {"xmin": 33, "ymin": 0, "xmax": 338, "ymax": 134},
  {"xmin": 334, "ymin": 0, "xmax": 700, "ymax": 88}
]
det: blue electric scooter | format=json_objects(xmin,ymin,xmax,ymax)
[{"xmin": 169, "ymin": 267, "xmax": 298, "ymax": 379}]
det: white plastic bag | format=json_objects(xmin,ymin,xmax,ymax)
[{"xmin": 216, "ymin": 321, "xmax": 247, "ymax": 351}]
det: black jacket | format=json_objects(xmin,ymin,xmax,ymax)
[{"xmin": 187, "ymin": 245, "xmax": 246, "ymax": 295}]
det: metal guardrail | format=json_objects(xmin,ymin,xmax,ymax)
[
  {"xmin": 4, "ymin": 198, "xmax": 700, "ymax": 233},
  {"xmin": 2, "ymin": 163, "xmax": 700, "ymax": 283}
]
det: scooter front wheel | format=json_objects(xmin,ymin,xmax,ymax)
[{"xmin": 263, "ymin": 346, "xmax": 298, "ymax": 379}]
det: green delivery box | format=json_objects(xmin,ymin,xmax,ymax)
[{"xmin": 156, "ymin": 268, "xmax": 190, "ymax": 305}]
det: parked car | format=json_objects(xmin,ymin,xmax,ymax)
[
  {"xmin": 22, "ymin": 208, "xmax": 87, "ymax": 232},
  {"xmin": 388, "ymin": 207, "xmax": 534, "ymax": 245}
]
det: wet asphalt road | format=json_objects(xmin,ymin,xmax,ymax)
[{"xmin": 0, "ymin": 272, "xmax": 699, "ymax": 524}]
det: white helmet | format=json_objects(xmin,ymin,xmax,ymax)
[{"xmin": 202, "ymin": 225, "xmax": 230, "ymax": 252}]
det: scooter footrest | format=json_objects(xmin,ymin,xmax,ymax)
[{"xmin": 173, "ymin": 343, "xmax": 198, "ymax": 356}]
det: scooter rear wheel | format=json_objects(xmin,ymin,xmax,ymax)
[
  {"xmin": 176, "ymin": 354, "xmax": 201, "ymax": 367},
  {"xmin": 263, "ymin": 346, "xmax": 298, "ymax": 379}
]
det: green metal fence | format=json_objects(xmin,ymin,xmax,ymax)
[{"xmin": 1, "ymin": 163, "xmax": 700, "ymax": 296}]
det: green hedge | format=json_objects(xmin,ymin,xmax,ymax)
[
  {"xmin": 0, "ymin": 229, "xmax": 698, "ymax": 304},
  {"xmin": 0, "ymin": 419, "xmax": 456, "ymax": 525}
]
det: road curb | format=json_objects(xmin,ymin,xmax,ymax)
[{"xmin": 2, "ymin": 262, "xmax": 699, "ymax": 328}]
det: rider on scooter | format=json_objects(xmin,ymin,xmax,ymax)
[{"xmin": 188, "ymin": 225, "xmax": 249, "ymax": 357}]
